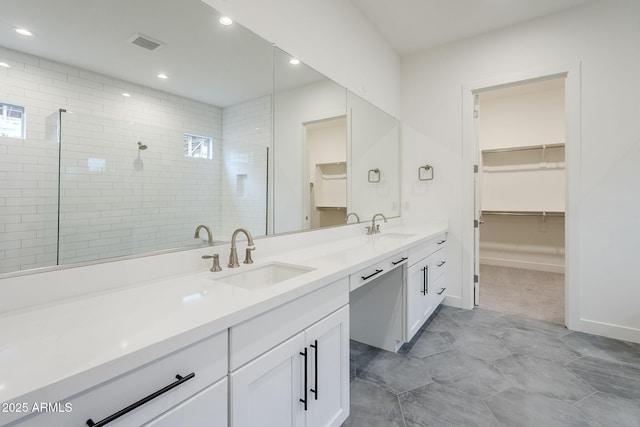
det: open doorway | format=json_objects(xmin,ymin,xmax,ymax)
[
  {"xmin": 474, "ymin": 77, "xmax": 566, "ymax": 324},
  {"xmin": 303, "ymin": 116, "xmax": 347, "ymax": 229}
]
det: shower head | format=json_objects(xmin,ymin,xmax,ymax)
[{"xmin": 137, "ymin": 141, "xmax": 148, "ymax": 150}]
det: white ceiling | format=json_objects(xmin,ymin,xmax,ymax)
[
  {"xmin": 350, "ymin": 0, "xmax": 597, "ymax": 56},
  {"xmin": 0, "ymin": 0, "xmax": 276, "ymax": 107},
  {"xmin": 0, "ymin": 0, "xmax": 596, "ymax": 107}
]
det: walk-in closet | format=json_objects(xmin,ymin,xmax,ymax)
[{"xmin": 476, "ymin": 77, "xmax": 566, "ymax": 324}]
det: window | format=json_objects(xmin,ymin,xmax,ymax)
[
  {"xmin": 0, "ymin": 102, "xmax": 26, "ymax": 139},
  {"xmin": 184, "ymin": 133, "xmax": 213, "ymax": 159}
]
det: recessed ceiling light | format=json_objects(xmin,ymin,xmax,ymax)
[
  {"xmin": 15, "ymin": 28, "xmax": 34, "ymax": 37},
  {"xmin": 122, "ymin": 93, "xmax": 131, "ymax": 97},
  {"xmin": 289, "ymin": 58, "xmax": 300, "ymax": 65},
  {"xmin": 219, "ymin": 16, "xmax": 233, "ymax": 26},
  {"xmin": 0, "ymin": 62, "xmax": 9, "ymax": 68},
  {"xmin": 157, "ymin": 73, "xmax": 168, "ymax": 80}
]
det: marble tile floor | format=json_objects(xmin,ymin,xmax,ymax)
[{"xmin": 342, "ymin": 306, "xmax": 640, "ymax": 427}]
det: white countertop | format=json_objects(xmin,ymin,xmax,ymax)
[{"xmin": 0, "ymin": 222, "xmax": 446, "ymax": 419}]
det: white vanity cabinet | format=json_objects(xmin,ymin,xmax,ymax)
[
  {"xmin": 405, "ymin": 235, "xmax": 447, "ymax": 342},
  {"xmin": 143, "ymin": 378, "xmax": 227, "ymax": 426},
  {"xmin": 8, "ymin": 330, "xmax": 228, "ymax": 427},
  {"xmin": 229, "ymin": 279, "xmax": 350, "ymax": 427}
]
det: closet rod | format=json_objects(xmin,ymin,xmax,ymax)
[
  {"xmin": 482, "ymin": 143, "xmax": 564, "ymax": 154},
  {"xmin": 481, "ymin": 210, "xmax": 564, "ymax": 217}
]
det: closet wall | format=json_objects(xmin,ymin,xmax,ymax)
[{"xmin": 479, "ymin": 78, "xmax": 565, "ymax": 273}]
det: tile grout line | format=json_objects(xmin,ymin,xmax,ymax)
[{"xmin": 396, "ymin": 393, "xmax": 408, "ymax": 427}]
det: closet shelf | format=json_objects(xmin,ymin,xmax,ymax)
[
  {"xmin": 316, "ymin": 205, "xmax": 347, "ymax": 210},
  {"xmin": 481, "ymin": 210, "xmax": 564, "ymax": 217},
  {"xmin": 316, "ymin": 162, "xmax": 347, "ymax": 179},
  {"xmin": 483, "ymin": 163, "xmax": 565, "ymax": 173},
  {"xmin": 481, "ymin": 143, "xmax": 564, "ymax": 154}
]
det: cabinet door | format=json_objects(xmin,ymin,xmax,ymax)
[
  {"xmin": 231, "ymin": 332, "xmax": 306, "ymax": 427},
  {"xmin": 406, "ymin": 263, "xmax": 425, "ymax": 341},
  {"xmin": 144, "ymin": 377, "xmax": 227, "ymax": 427},
  {"xmin": 420, "ymin": 263, "xmax": 435, "ymax": 322},
  {"xmin": 305, "ymin": 306, "xmax": 350, "ymax": 427}
]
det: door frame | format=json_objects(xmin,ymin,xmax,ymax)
[{"xmin": 461, "ymin": 62, "xmax": 581, "ymax": 330}]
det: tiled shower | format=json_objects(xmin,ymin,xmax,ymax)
[{"xmin": 0, "ymin": 46, "xmax": 270, "ymax": 274}]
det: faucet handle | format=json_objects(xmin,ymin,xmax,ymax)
[
  {"xmin": 202, "ymin": 254, "xmax": 222, "ymax": 272},
  {"xmin": 243, "ymin": 247, "xmax": 255, "ymax": 264},
  {"xmin": 376, "ymin": 224, "xmax": 380, "ymax": 233}
]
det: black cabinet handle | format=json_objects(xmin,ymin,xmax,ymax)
[
  {"xmin": 86, "ymin": 373, "xmax": 195, "ymax": 427},
  {"xmin": 310, "ymin": 340, "xmax": 318, "ymax": 400},
  {"xmin": 437, "ymin": 261, "xmax": 446, "ymax": 267},
  {"xmin": 421, "ymin": 266, "xmax": 427, "ymax": 295},
  {"xmin": 437, "ymin": 287, "xmax": 446, "ymax": 295},
  {"xmin": 300, "ymin": 348, "xmax": 308, "ymax": 411},
  {"xmin": 392, "ymin": 257, "xmax": 408, "ymax": 266},
  {"xmin": 425, "ymin": 265, "xmax": 429, "ymax": 294},
  {"xmin": 437, "ymin": 240, "xmax": 446, "ymax": 245},
  {"xmin": 361, "ymin": 269, "xmax": 383, "ymax": 281}
]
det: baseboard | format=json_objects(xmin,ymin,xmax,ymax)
[
  {"xmin": 579, "ymin": 319, "xmax": 640, "ymax": 344},
  {"xmin": 480, "ymin": 257, "xmax": 565, "ymax": 274},
  {"xmin": 442, "ymin": 295, "xmax": 463, "ymax": 308}
]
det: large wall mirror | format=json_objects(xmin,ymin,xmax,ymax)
[
  {"xmin": 0, "ymin": 0, "xmax": 273, "ymax": 274},
  {"xmin": 273, "ymin": 48, "xmax": 401, "ymax": 234},
  {"xmin": 0, "ymin": 0, "xmax": 401, "ymax": 276}
]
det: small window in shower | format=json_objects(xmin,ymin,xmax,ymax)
[
  {"xmin": 0, "ymin": 101, "xmax": 26, "ymax": 139},
  {"xmin": 183, "ymin": 133, "xmax": 213, "ymax": 159}
]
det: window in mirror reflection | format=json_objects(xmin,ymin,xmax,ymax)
[{"xmin": 184, "ymin": 133, "xmax": 213, "ymax": 159}]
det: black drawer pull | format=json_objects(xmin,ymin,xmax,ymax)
[
  {"xmin": 437, "ymin": 287, "xmax": 446, "ymax": 295},
  {"xmin": 437, "ymin": 261, "xmax": 446, "ymax": 267},
  {"xmin": 392, "ymin": 257, "xmax": 408, "ymax": 266},
  {"xmin": 361, "ymin": 269, "xmax": 383, "ymax": 281},
  {"xmin": 437, "ymin": 240, "xmax": 446, "ymax": 245},
  {"xmin": 86, "ymin": 373, "xmax": 195, "ymax": 427}
]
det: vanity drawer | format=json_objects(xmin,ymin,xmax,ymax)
[
  {"xmin": 12, "ymin": 330, "xmax": 228, "ymax": 427},
  {"xmin": 230, "ymin": 277, "xmax": 349, "ymax": 371},
  {"xmin": 432, "ymin": 274, "xmax": 447, "ymax": 307},
  {"xmin": 349, "ymin": 251, "xmax": 408, "ymax": 292},
  {"xmin": 432, "ymin": 253, "xmax": 447, "ymax": 281},
  {"xmin": 408, "ymin": 234, "xmax": 447, "ymax": 267}
]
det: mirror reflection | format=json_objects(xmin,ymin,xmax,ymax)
[
  {"xmin": 348, "ymin": 91, "xmax": 401, "ymax": 221},
  {"xmin": 273, "ymin": 47, "xmax": 347, "ymax": 234},
  {"xmin": 0, "ymin": 0, "xmax": 273, "ymax": 273},
  {"xmin": 0, "ymin": 0, "xmax": 402, "ymax": 276}
]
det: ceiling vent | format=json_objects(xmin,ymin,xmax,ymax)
[{"xmin": 128, "ymin": 34, "xmax": 164, "ymax": 51}]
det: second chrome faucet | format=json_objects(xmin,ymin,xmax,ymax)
[{"xmin": 228, "ymin": 228, "xmax": 255, "ymax": 268}]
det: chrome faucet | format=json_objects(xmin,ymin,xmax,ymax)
[
  {"xmin": 367, "ymin": 213, "xmax": 387, "ymax": 235},
  {"xmin": 345, "ymin": 212, "xmax": 360, "ymax": 224},
  {"xmin": 228, "ymin": 228, "xmax": 255, "ymax": 268},
  {"xmin": 194, "ymin": 224, "xmax": 213, "ymax": 245}
]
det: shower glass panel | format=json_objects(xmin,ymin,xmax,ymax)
[
  {"xmin": 57, "ymin": 111, "xmax": 224, "ymax": 264},
  {"xmin": 0, "ymin": 109, "xmax": 61, "ymax": 274},
  {"xmin": 219, "ymin": 143, "xmax": 269, "ymax": 238}
]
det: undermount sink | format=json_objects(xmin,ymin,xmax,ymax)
[
  {"xmin": 217, "ymin": 262, "xmax": 315, "ymax": 290},
  {"xmin": 377, "ymin": 233, "xmax": 416, "ymax": 240}
]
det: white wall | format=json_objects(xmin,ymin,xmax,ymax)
[
  {"xmin": 201, "ymin": 0, "xmax": 401, "ymax": 117},
  {"xmin": 401, "ymin": 0, "xmax": 640, "ymax": 342}
]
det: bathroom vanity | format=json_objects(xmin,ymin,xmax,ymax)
[{"xmin": 0, "ymin": 220, "xmax": 447, "ymax": 427}]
